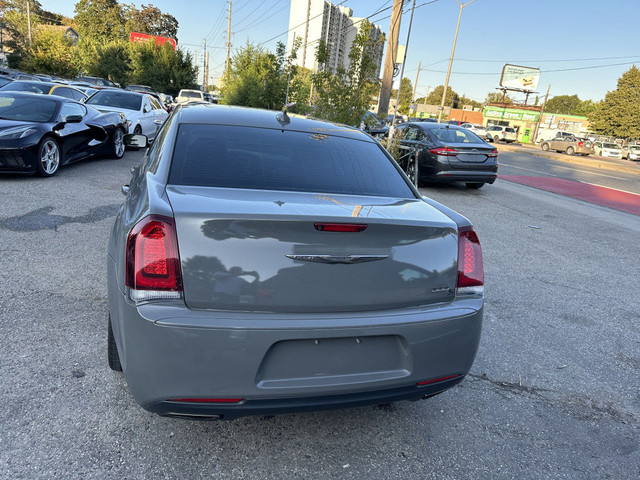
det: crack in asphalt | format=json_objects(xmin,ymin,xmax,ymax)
[
  {"xmin": 464, "ymin": 372, "xmax": 639, "ymax": 426},
  {"xmin": 0, "ymin": 205, "xmax": 120, "ymax": 232}
]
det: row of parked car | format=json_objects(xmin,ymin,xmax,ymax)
[
  {"xmin": 538, "ymin": 131, "xmax": 640, "ymax": 160},
  {"xmin": 0, "ymin": 69, "xmax": 221, "ymax": 177}
]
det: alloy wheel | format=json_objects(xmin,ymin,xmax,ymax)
[
  {"xmin": 114, "ymin": 128, "xmax": 125, "ymax": 157},
  {"xmin": 40, "ymin": 139, "xmax": 60, "ymax": 175}
]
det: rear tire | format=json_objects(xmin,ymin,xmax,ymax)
[
  {"xmin": 108, "ymin": 315, "xmax": 122, "ymax": 372},
  {"xmin": 466, "ymin": 182, "xmax": 484, "ymax": 189},
  {"xmin": 566, "ymin": 146, "xmax": 575, "ymax": 155},
  {"xmin": 541, "ymin": 143, "xmax": 550, "ymax": 151},
  {"xmin": 493, "ymin": 135, "xmax": 500, "ymax": 143}
]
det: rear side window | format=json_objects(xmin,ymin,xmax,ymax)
[{"xmin": 169, "ymin": 124, "xmax": 414, "ymax": 198}]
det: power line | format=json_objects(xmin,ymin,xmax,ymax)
[
  {"xmin": 235, "ymin": 1, "xmax": 289, "ymax": 34},
  {"xmin": 420, "ymin": 60, "xmax": 640, "ymax": 75},
  {"xmin": 455, "ymin": 55, "xmax": 640, "ymax": 64}
]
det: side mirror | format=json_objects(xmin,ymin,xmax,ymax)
[
  {"xmin": 124, "ymin": 133, "xmax": 148, "ymax": 149},
  {"xmin": 64, "ymin": 114, "xmax": 83, "ymax": 123}
]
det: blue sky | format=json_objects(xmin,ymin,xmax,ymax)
[{"xmin": 41, "ymin": 0, "xmax": 640, "ymax": 103}]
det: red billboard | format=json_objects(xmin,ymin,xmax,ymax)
[{"xmin": 129, "ymin": 32, "xmax": 177, "ymax": 50}]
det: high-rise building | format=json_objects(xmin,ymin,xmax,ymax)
[{"xmin": 287, "ymin": 0, "xmax": 385, "ymax": 78}]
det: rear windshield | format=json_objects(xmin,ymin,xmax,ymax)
[
  {"xmin": 505, "ymin": 128, "xmax": 516, "ymax": 133},
  {"xmin": 603, "ymin": 143, "xmax": 619, "ymax": 149},
  {"xmin": 169, "ymin": 124, "xmax": 414, "ymax": 198},
  {"xmin": 86, "ymin": 90, "xmax": 141, "ymax": 111},
  {"xmin": 1, "ymin": 81, "xmax": 51, "ymax": 94},
  {"xmin": 180, "ymin": 91, "xmax": 203, "ymax": 98},
  {"xmin": 428, "ymin": 127, "xmax": 484, "ymax": 144}
]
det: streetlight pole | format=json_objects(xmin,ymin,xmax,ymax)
[
  {"xmin": 389, "ymin": 0, "xmax": 416, "ymax": 137},
  {"xmin": 437, "ymin": 0, "xmax": 477, "ymax": 123}
]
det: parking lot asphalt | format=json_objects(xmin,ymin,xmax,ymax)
[
  {"xmin": 496, "ymin": 142, "xmax": 640, "ymax": 175},
  {"xmin": 1, "ymin": 150, "xmax": 639, "ymax": 479}
]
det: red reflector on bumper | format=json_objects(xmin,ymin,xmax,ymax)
[
  {"xmin": 169, "ymin": 398, "xmax": 243, "ymax": 403},
  {"xmin": 417, "ymin": 375, "xmax": 461, "ymax": 386}
]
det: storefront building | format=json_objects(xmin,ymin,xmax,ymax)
[{"xmin": 483, "ymin": 104, "xmax": 541, "ymax": 143}]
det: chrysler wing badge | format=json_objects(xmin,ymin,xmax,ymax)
[{"xmin": 285, "ymin": 254, "xmax": 388, "ymax": 264}]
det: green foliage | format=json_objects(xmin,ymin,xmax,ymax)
[
  {"xmin": 311, "ymin": 20, "xmax": 382, "ymax": 125},
  {"xmin": 129, "ymin": 41, "xmax": 197, "ymax": 95},
  {"xmin": 391, "ymin": 77, "xmax": 413, "ymax": 114},
  {"xmin": 427, "ymin": 85, "xmax": 460, "ymax": 108},
  {"xmin": 77, "ymin": 37, "xmax": 131, "ymax": 85},
  {"xmin": 20, "ymin": 26, "xmax": 78, "ymax": 76},
  {"xmin": 545, "ymin": 94, "xmax": 581, "ymax": 115},
  {"xmin": 485, "ymin": 91, "xmax": 513, "ymax": 105},
  {"xmin": 222, "ymin": 39, "xmax": 302, "ymax": 111},
  {"xmin": 74, "ymin": 0, "xmax": 125, "ymax": 40},
  {"xmin": 124, "ymin": 3, "xmax": 178, "ymax": 38},
  {"xmin": 588, "ymin": 66, "xmax": 640, "ymax": 138},
  {"xmin": 459, "ymin": 96, "xmax": 482, "ymax": 109}
]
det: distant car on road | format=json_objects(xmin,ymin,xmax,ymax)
[
  {"xmin": 623, "ymin": 144, "xmax": 640, "ymax": 161},
  {"xmin": 540, "ymin": 134, "xmax": 594, "ymax": 156},
  {"xmin": 391, "ymin": 121, "xmax": 498, "ymax": 189},
  {"xmin": 76, "ymin": 75, "xmax": 117, "ymax": 87},
  {"xmin": 461, "ymin": 123, "xmax": 487, "ymax": 138},
  {"xmin": 85, "ymin": 89, "xmax": 168, "ymax": 138},
  {"xmin": 593, "ymin": 141, "xmax": 623, "ymax": 159},
  {"xmin": 107, "ymin": 103, "xmax": 484, "ymax": 420},
  {"xmin": 176, "ymin": 89, "xmax": 206, "ymax": 104},
  {"xmin": 486, "ymin": 125, "xmax": 517, "ymax": 143}
]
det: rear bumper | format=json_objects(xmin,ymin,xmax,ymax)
[
  {"xmin": 110, "ymin": 285, "xmax": 483, "ymax": 419},
  {"xmin": 148, "ymin": 375, "xmax": 465, "ymax": 420},
  {"xmin": 434, "ymin": 170, "xmax": 497, "ymax": 184}
]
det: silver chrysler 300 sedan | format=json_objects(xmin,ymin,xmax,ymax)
[{"xmin": 107, "ymin": 104, "xmax": 484, "ymax": 420}]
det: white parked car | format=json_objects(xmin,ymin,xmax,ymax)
[
  {"xmin": 176, "ymin": 89, "xmax": 205, "ymax": 104},
  {"xmin": 486, "ymin": 125, "xmax": 517, "ymax": 143},
  {"xmin": 461, "ymin": 123, "xmax": 487, "ymax": 138},
  {"xmin": 85, "ymin": 90, "xmax": 168, "ymax": 139},
  {"xmin": 593, "ymin": 141, "xmax": 623, "ymax": 159}
]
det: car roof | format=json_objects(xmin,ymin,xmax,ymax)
[
  {"xmin": 0, "ymin": 90, "xmax": 71, "ymax": 103},
  {"xmin": 175, "ymin": 103, "xmax": 373, "ymax": 141}
]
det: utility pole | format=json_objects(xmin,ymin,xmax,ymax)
[
  {"xmin": 205, "ymin": 51, "xmax": 210, "ymax": 91},
  {"xmin": 377, "ymin": 0, "xmax": 403, "ymax": 119},
  {"xmin": 26, "ymin": 0, "xmax": 32, "ymax": 46},
  {"xmin": 225, "ymin": 1, "xmax": 232, "ymax": 79},
  {"xmin": 203, "ymin": 38, "xmax": 207, "ymax": 90},
  {"xmin": 437, "ymin": 0, "xmax": 477, "ymax": 123},
  {"xmin": 532, "ymin": 84, "xmax": 551, "ymax": 144},
  {"xmin": 412, "ymin": 61, "xmax": 421, "ymax": 102},
  {"xmin": 390, "ymin": 0, "xmax": 416, "ymax": 134}
]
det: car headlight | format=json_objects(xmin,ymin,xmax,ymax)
[{"xmin": 0, "ymin": 126, "xmax": 39, "ymax": 139}]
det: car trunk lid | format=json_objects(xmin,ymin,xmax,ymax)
[{"xmin": 166, "ymin": 187, "xmax": 459, "ymax": 313}]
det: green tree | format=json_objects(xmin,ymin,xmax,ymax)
[
  {"xmin": 544, "ymin": 94, "xmax": 582, "ymax": 115},
  {"xmin": 124, "ymin": 4, "xmax": 178, "ymax": 38},
  {"xmin": 426, "ymin": 85, "xmax": 460, "ymax": 108},
  {"xmin": 74, "ymin": 0, "xmax": 125, "ymax": 40},
  {"xmin": 222, "ymin": 38, "xmax": 300, "ymax": 110},
  {"xmin": 311, "ymin": 20, "xmax": 382, "ymax": 125},
  {"xmin": 20, "ymin": 26, "xmax": 78, "ymax": 76},
  {"xmin": 129, "ymin": 41, "xmax": 197, "ymax": 95},
  {"xmin": 459, "ymin": 95, "xmax": 482, "ymax": 109},
  {"xmin": 77, "ymin": 38, "xmax": 131, "ymax": 85},
  {"xmin": 485, "ymin": 91, "xmax": 513, "ymax": 105},
  {"xmin": 588, "ymin": 66, "xmax": 640, "ymax": 138},
  {"xmin": 391, "ymin": 77, "xmax": 413, "ymax": 114}
]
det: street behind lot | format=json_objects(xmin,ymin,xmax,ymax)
[{"xmin": 0, "ymin": 149, "xmax": 639, "ymax": 479}]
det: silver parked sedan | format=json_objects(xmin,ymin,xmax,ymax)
[{"xmin": 107, "ymin": 104, "xmax": 484, "ymax": 420}]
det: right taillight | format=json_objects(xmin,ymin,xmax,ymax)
[
  {"xmin": 456, "ymin": 226, "xmax": 484, "ymax": 296},
  {"xmin": 126, "ymin": 215, "xmax": 183, "ymax": 303}
]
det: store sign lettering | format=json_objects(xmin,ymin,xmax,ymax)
[{"xmin": 484, "ymin": 109, "xmax": 538, "ymax": 121}]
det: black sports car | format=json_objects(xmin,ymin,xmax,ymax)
[{"xmin": 0, "ymin": 91, "xmax": 128, "ymax": 177}]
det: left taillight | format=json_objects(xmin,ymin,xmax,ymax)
[
  {"xmin": 456, "ymin": 226, "xmax": 484, "ymax": 296},
  {"xmin": 487, "ymin": 149, "xmax": 498, "ymax": 158},
  {"xmin": 126, "ymin": 215, "xmax": 183, "ymax": 303}
]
